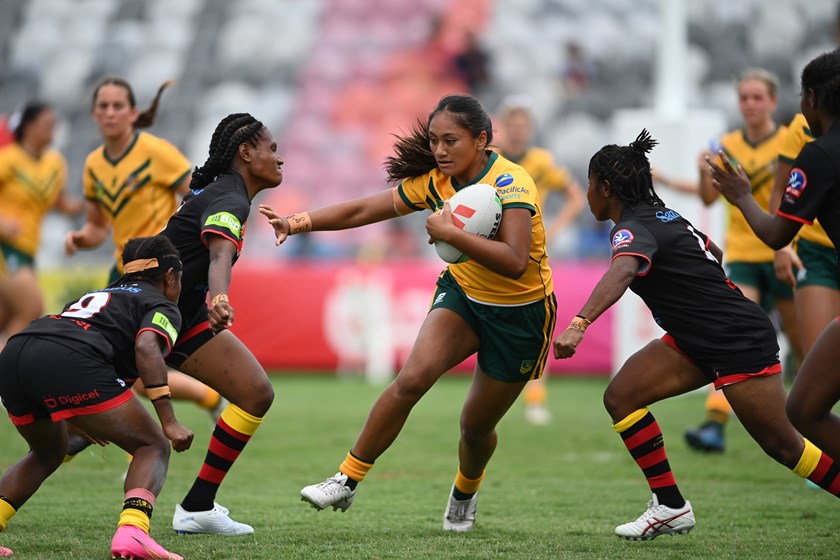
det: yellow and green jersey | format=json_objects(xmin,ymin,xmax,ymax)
[
  {"xmin": 715, "ymin": 125, "xmax": 787, "ymax": 262},
  {"xmin": 500, "ymin": 146, "xmax": 573, "ymax": 208},
  {"xmin": 83, "ymin": 131, "xmax": 190, "ymax": 269},
  {"xmin": 397, "ymin": 151, "xmax": 554, "ymax": 305},
  {"xmin": 0, "ymin": 142, "xmax": 67, "ymax": 257},
  {"xmin": 779, "ymin": 114, "xmax": 829, "ymax": 248}
]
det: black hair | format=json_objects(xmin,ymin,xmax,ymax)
[
  {"xmin": 588, "ymin": 129, "xmax": 664, "ymax": 207},
  {"xmin": 385, "ymin": 94, "xmax": 493, "ymax": 182},
  {"xmin": 13, "ymin": 101, "xmax": 51, "ymax": 143},
  {"xmin": 190, "ymin": 113, "xmax": 265, "ymax": 191},
  {"xmin": 91, "ymin": 76, "xmax": 173, "ymax": 129},
  {"xmin": 110, "ymin": 235, "xmax": 181, "ymax": 288},
  {"xmin": 801, "ymin": 49, "xmax": 840, "ymax": 116}
]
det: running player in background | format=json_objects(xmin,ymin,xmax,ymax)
[
  {"xmin": 0, "ymin": 101, "xmax": 84, "ymax": 344},
  {"xmin": 262, "ymin": 94, "xmax": 556, "ymax": 532},
  {"xmin": 163, "ymin": 112, "xmax": 281, "ymax": 536},
  {"xmin": 63, "ymin": 77, "xmax": 225, "ymax": 421},
  {"xmin": 0, "ymin": 235, "xmax": 193, "ymax": 560},
  {"xmin": 710, "ymin": 48, "xmax": 840, "ymax": 467},
  {"xmin": 495, "ymin": 95, "xmax": 583, "ymax": 425},
  {"xmin": 684, "ymin": 69, "xmax": 801, "ymax": 453},
  {"xmin": 555, "ymin": 130, "xmax": 840, "ymax": 541}
]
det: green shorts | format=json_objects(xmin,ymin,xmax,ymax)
[
  {"xmin": 430, "ymin": 269, "xmax": 557, "ymax": 383},
  {"xmin": 796, "ymin": 238, "xmax": 840, "ymax": 290},
  {"xmin": 726, "ymin": 261, "xmax": 793, "ymax": 311},
  {"xmin": 0, "ymin": 243, "xmax": 35, "ymax": 273}
]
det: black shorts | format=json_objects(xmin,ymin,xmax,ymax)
[
  {"xmin": 0, "ymin": 335, "xmax": 133, "ymax": 426},
  {"xmin": 661, "ymin": 334, "xmax": 781, "ymax": 389},
  {"xmin": 166, "ymin": 321, "xmax": 215, "ymax": 369}
]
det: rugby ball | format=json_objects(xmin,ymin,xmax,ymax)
[{"xmin": 434, "ymin": 183, "xmax": 503, "ymax": 264}]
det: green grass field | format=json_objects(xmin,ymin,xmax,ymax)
[{"xmin": 1, "ymin": 374, "xmax": 838, "ymax": 559}]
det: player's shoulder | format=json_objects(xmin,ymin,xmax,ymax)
[
  {"xmin": 137, "ymin": 131, "xmax": 184, "ymax": 156},
  {"xmin": 84, "ymin": 144, "xmax": 106, "ymax": 167},
  {"xmin": 490, "ymin": 153, "xmax": 534, "ymax": 184}
]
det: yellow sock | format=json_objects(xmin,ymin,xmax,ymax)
[
  {"xmin": 705, "ymin": 389, "xmax": 731, "ymax": 425},
  {"xmin": 613, "ymin": 408, "xmax": 649, "ymax": 433},
  {"xmin": 524, "ymin": 379, "xmax": 547, "ymax": 406},
  {"xmin": 221, "ymin": 404, "xmax": 263, "ymax": 435},
  {"xmin": 340, "ymin": 452, "xmax": 374, "ymax": 482},
  {"xmin": 118, "ymin": 490, "xmax": 155, "ymax": 534},
  {"xmin": 792, "ymin": 439, "xmax": 822, "ymax": 478},
  {"xmin": 0, "ymin": 497, "xmax": 17, "ymax": 532},
  {"xmin": 454, "ymin": 468, "xmax": 485, "ymax": 495},
  {"xmin": 199, "ymin": 387, "xmax": 221, "ymax": 410}
]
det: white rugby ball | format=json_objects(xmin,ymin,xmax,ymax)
[{"xmin": 434, "ymin": 183, "xmax": 503, "ymax": 264}]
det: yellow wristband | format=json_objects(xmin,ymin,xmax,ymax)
[
  {"xmin": 144, "ymin": 385, "xmax": 171, "ymax": 401},
  {"xmin": 287, "ymin": 212, "xmax": 312, "ymax": 235},
  {"xmin": 568, "ymin": 317, "xmax": 590, "ymax": 332},
  {"xmin": 210, "ymin": 294, "xmax": 229, "ymax": 307}
]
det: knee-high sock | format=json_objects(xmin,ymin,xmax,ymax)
[
  {"xmin": 0, "ymin": 497, "xmax": 16, "ymax": 532},
  {"xmin": 793, "ymin": 439, "xmax": 840, "ymax": 497},
  {"xmin": 181, "ymin": 404, "xmax": 263, "ymax": 512},
  {"xmin": 614, "ymin": 408, "xmax": 685, "ymax": 508}
]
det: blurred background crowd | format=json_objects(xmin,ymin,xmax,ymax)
[{"xmin": 0, "ymin": 0, "xmax": 838, "ymax": 269}]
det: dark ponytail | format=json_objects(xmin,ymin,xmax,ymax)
[{"xmin": 91, "ymin": 77, "xmax": 173, "ymax": 129}]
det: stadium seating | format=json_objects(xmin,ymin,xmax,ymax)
[{"xmin": 0, "ymin": 0, "xmax": 835, "ymax": 264}]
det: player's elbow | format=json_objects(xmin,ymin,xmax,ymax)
[{"xmin": 501, "ymin": 257, "xmax": 529, "ymax": 279}]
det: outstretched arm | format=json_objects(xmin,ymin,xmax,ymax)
[
  {"xmin": 554, "ymin": 255, "xmax": 641, "ymax": 359},
  {"xmin": 706, "ymin": 152, "xmax": 802, "ymax": 249},
  {"xmin": 260, "ymin": 188, "xmax": 411, "ymax": 246}
]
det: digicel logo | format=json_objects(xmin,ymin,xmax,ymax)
[{"xmin": 42, "ymin": 389, "xmax": 102, "ymax": 408}]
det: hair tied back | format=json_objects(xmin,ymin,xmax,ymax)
[{"xmin": 630, "ymin": 129, "xmax": 658, "ymax": 155}]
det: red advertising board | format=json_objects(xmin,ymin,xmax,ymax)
[{"xmin": 229, "ymin": 261, "xmax": 612, "ymax": 375}]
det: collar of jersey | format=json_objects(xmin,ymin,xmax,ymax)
[{"xmin": 452, "ymin": 150, "xmax": 497, "ymax": 191}]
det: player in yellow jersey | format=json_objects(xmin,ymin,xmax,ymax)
[
  {"xmin": 769, "ymin": 113, "xmax": 839, "ymax": 358},
  {"xmin": 686, "ymin": 69, "xmax": 801, "ymax": 452},
  {"xmin": 261, "ymin": 94, "xmax": 556, "ymax": 531},
  {"xmin": 496, "ymin": 95, "xmax": 584, "ymax": 425},
  {"xmin": 0, "ymin": 101, "xmax": 84, "ymax": 343},
  {"xmin": 63, "ymin": 77, "xmax": 225, "ymax": 421}
]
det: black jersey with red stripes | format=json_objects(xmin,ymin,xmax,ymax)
[
  {"xmin": 13, "ymin": 280, "xmax": 181, "ymax": 382},
  {"xmin": 161, "ymin": 171, "xmax": 251, "ymax": 329},
  {"xmin": 778, "ymin": 119, "xmax": 840, "ymax": 250},
  {"xmin": 609, "ymin": 203, "xmax": 778, "ymax": 368}
]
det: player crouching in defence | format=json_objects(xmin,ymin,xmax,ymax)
[
  {"xmin": 553, "ymin": 131, "xmax": 840, "ymax": 540},
  {"xmin": 0, "ymin": 235, "xmax": 192, "ymax": 560}
]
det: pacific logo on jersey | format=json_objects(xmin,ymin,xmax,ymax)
[
  {"xmin": 612, "ymin": 229, "xmax": 634, "ymax": 251},
  {"xmin": 783, "ymin": 168, "xmax": 807, "ymax": 205},
  {"xmin": 494, "ymin": 174, "xmax": 514, "ymax": 188}
]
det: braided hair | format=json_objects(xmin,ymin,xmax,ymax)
[
  {"xmin": 91, "ymin": 77, "xmax": 172, "ymax": 129},
  {"xmin": 190, "ymin": 113, "xmax": 265, "ymax": 191},
  {"xmin": 588, "ymin": 129, "xmax": 665, "ymax": 208},
  {"xmin": 110, "ymin": 235, "xmax": 181, "ymax": 288},
  {"xmin": 385, "ymin": 94, "xmax": 493, "ymax": 183},
  {"xmin": 801, "ymin": 49, "xmax": 840, "ymax": 116}
]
